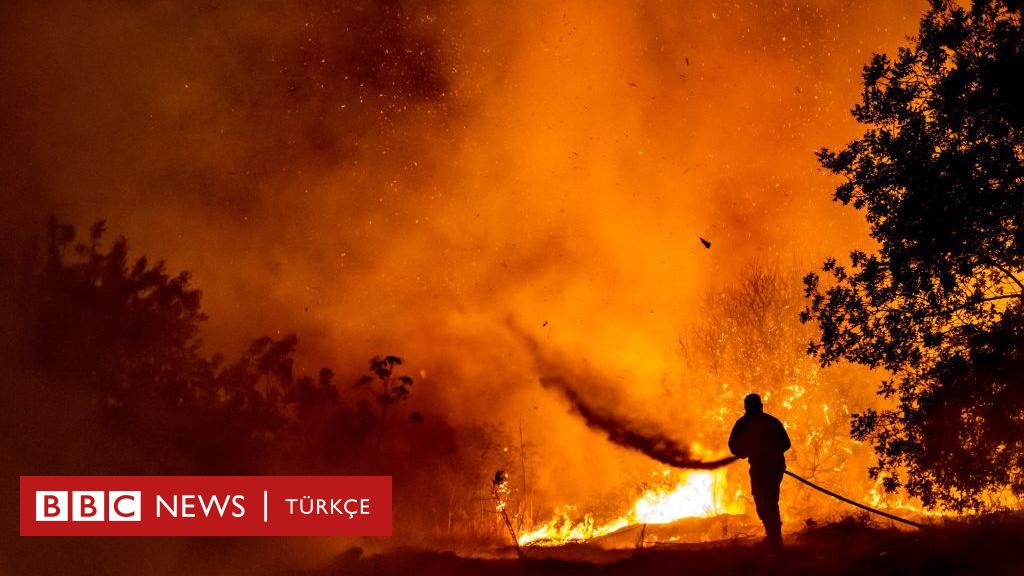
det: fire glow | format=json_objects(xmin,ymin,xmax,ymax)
[{"xmin": 519, "ymin": 467, "xmax": 744, "ymax": 547}]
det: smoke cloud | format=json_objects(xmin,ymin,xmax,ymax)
[{"xmin": 0, "ymin": 0, "xmax": 930, "ymax": 569}]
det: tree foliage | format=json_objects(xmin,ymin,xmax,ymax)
[
  {"xmin": 802, "ymin": 0, "xmax": 1024, "ymax": 510},
  {"xmin": 15, "ymin": 218, "xmax": 406, "ymax": 474}
]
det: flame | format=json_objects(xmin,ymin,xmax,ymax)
[
  {"xmin": 864, "ymin": 477, "xmax": 945, "ymax": 518},
  {"xmin": 518, "ymin": 468, "xmax": 744, "ymax": 547}
]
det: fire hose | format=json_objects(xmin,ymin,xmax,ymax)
[{"xmin": 782, "ymin": 469, "xmax": 929, "ymax": 529}]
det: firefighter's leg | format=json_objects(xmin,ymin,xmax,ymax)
[{"xmin": 751, "ymin": 468, "xmax": 784, "ymax": 548}]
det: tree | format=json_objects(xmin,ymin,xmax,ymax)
[
  {"xmin": 355, "ymin": 355, "xmax": 415, "ymax": 468},
  {"xmin": 11, "ymin": 218, "xmax": 387, "ymax": 475},
  {"xmin": 802, "ymin": 0, "xmax": 1024, "ymax": 510}
]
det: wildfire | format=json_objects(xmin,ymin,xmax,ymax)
[{"xmin": 518, "ymin": 468, "xmax": 744, "ymax": 547}]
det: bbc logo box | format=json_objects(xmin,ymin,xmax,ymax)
[
  {"xmin": 35, "ymin": 491, "xmax": 141, "ymax": 522},
  {"xmin": 21, "ymin": 475, "xmax": 392, "ymax": 536}
]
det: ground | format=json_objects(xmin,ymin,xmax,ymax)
[{"xmin": 307, "ymin": 514, "xmax": 1024, "ymax": 576}]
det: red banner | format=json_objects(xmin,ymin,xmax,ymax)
[{"xmin": 20, "ymin": 476, "xmax": 391, "ymax": 536}]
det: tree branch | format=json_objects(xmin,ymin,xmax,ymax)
[
  {"xmin": 924, "ymin": 294, "xmax": 1021, "ymax": 319},
  {"xmin": 992, "ymin": 262, "xmax": 1024, "ymax": 294}
]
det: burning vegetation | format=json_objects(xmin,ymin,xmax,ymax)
[
  {"xmin": 517, "ymin": 467, "xmax": 743, "ymax": 547},
  {"xmin": 499, "ymin": 264, "xmax": 935, "ymax": 552}
]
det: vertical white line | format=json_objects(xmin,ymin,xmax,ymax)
[{"xmin": 263, "ymin": 491, "xmax": 268, "ymax": 523}]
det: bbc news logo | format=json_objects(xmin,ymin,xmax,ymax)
[
  {"xmin": 35, "ymin": 491, "xmax": 141, "ymax": 522},
  {"xmin": 21, "ymin": 476, "xmax": 391, "ymax": 536}
]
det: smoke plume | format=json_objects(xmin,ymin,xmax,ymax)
[
  {"xmin": 540, "ymin": 374, "xmax": 738, "ymax": 470},
  {"xmin": 516, "ymin": 324, "xmax": 737, "ymax": 470}
]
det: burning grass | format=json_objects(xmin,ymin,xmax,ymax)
[{"xmin": 518, "ymin": 468, "xmax": 744, "ymax": 547}]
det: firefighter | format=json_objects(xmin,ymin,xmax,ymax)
[{"xmin": 728, "ymin": 393, "xmax": 791, "ymax": 548}]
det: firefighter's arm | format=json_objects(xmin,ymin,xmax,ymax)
[
  {"xmin": 728, "ymin": 420, "xmax": 747, "ymax": 458},
  {"xmin": 778, "ymin": 420, "xmax": 792, "ymax": 453}
]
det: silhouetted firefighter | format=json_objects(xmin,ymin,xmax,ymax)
[{"xmin": 728, "ymin": 393, "xmax": 791, "ymax": 548}]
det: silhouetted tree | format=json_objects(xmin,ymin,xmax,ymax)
[
  {"xmin": 14, "ymin": 218, "xmax": 387, "ymax": 475},
  {"xmin": 802, "ymin": 0, "xmax": 1024, "ymax": 510},
  {"xmin": 355, "ymin": 355, "xmax": 414, "ymax": 467}
]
